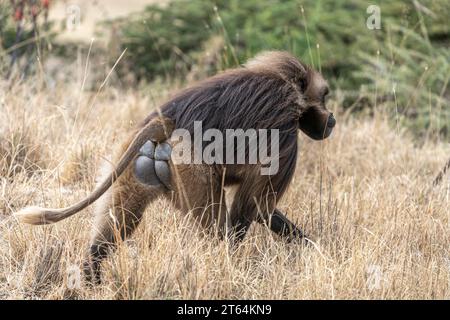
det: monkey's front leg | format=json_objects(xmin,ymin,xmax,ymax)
[
  {"xmin": 257, "ymin": 208, "xmax": 306, "ymax": 242},
  {"xmin": 228, "ymin": 181, "xmax": 306, "ymax": 243}
]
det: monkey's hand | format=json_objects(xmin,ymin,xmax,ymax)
[{"xmin": 134, "ymin": 140, "xmax": 172, "ymax": 190}]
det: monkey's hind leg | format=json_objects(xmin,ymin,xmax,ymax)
[
  {"xmin": 83, "ymin": 118, "xmax": 174, "ymax": 284},
  {"xmin": 83, "ymin": 160, "xmax": 160, "ymax": 284},
  {"xmin": 83, "ymin": 137, "xmax": 171, "ymax": 284}
]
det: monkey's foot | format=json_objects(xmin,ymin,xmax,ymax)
[{"xmin": 134, "ymin": 140, "xmax": 172, "ymax": 189}]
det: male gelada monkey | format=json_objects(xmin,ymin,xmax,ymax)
[{"xmin": 15, "ymin": 51, "xmax": 336, "ymax": 283}]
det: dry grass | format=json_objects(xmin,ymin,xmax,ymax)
[{"xmin": 0, "ymin": 76, "xmax": 449, "ymax": 300}]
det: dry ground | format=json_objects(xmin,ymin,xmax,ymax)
[
  {"xmin": 0, "ymin": 76, "xmax": 449, "ymax": 299},
  {"xmin": 48, "ymin": 0, "xmax": 165, "ymax": 43}
]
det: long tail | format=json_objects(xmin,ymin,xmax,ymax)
[{"xmin": 14, "ymin": 116, "xmax": 174, "ymax": 225}]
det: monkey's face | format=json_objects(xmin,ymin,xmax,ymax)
[{"xmin": 298, "ymin": 70, "xmax": 335, "ymax": 140}]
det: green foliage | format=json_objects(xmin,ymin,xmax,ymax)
[
  {"xmin": 114, "ymin": 1, "xmax": 447, "ymax": 80},
  {"xmin": 0, "ymin": 2, "xmax": 16, "ymax": 72},
  {"xmin": 358, "ymin": 25, "xmax": 450, "ymax": 137},
  {"xmin": 109, "ymin": 0, "xmax": 450, "ymax": 135},
  {"xmin": 110, "ymin": 0, "xmax": 219, "ymax": 79},
  {"xmin": 0, "ymin": 1, "xmax": 53, "ymax": 78}
]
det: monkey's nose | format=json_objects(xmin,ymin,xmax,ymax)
[{"xmin": 327, "ymin": 113, "xmax": 336, "ymax": 128}]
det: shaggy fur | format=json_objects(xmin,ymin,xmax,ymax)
[{"xmin": 15, "ymin": 51, "xmax": 335, "ymax": 283}]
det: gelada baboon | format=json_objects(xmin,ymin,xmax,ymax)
[{"xmin": 15, "ymin": 51, "xmax": 336, "ymax": 283}]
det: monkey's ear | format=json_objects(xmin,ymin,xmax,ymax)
[
  {"xmin": 297, "ymin": 76, "xmax": 308, "ymax": 92},
  {"xmin": 284, "ymin": 56, "xmax": 309, "ymax": 93},
  {"xmin": 292, "ymin": 66, "xmax": 310, "ymax": 93}
]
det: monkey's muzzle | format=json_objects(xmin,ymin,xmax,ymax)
[{"xmin": 134, "ymin": 140, "xmax": 172, "ymax": 189}]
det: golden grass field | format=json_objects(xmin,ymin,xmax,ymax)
[{"xmin": 0, "ymin": 73, "xmax": 449, "ymax": 299}]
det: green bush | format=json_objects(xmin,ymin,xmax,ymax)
[
  {"xmin": 0, "ymin": 1, "xmax": 53, "ymax": 78},
  {"xmin": 112, "ymin": 1, "xmax": 447, "ymax": 78},
  {"xmin": 108, "ymin": 0, "xmax": 450, "ymax": 136},
  {"xmin": 358, "ymin": 25, "xmax": 450, "ymax": 137}
]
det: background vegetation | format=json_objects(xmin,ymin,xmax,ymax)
[
  {"xmin": 111, "ymin": 0, "xmax": 449, "ymax": 136},
  {"xmin": 2, "ymin": 0, "xmax": 449, "ymax": 135}
]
